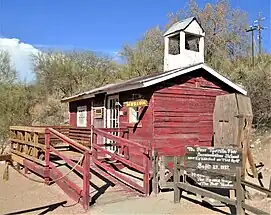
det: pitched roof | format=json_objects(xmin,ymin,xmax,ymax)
[
  {"xmin": 61, "ymin": 63, "xmax": 247, "ymax": 103},
  {"xmin": 163, "ymin": 17, "xmax": 204, "ymax": 36}
]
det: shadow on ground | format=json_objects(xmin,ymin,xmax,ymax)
[{"xmin": 4, "ymin": 201, "xmax": 67, "ymax": 215}]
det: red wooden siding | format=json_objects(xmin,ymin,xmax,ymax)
[
  {"xmin": 153, "ymin": 72, "xmax": 231, "ymax": 156},
  {"xmin": 118, "ymin": 89, "xmax": 154, "ymax": 165},
  {"xmin": 67, "ymin": 69, "xmax": 238, "ymax": 164}
]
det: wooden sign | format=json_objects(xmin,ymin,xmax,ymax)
[
  {"xmin": 185, "ymin": 146, "xmax": 242, "ymax": 188},
  {"xmin": 188, "ymin": 171, "xmax": 236, "ymax": 188},
  {"xmin": 124, "ymin": 99, "xmax": 148, "ymax": 107}
]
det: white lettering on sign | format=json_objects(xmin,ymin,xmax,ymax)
[
  {"xmin": 190, "ymin": 172, "xmax": 234, "ymax": 188},
  {"xmin": 187, "ymin": 146, "xmax": 196, "ymax": 152},
  {"xmin": 185, "ymin": 146, "xmax": 242, "ymax": 188}
]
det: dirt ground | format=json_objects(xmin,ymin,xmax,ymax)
[
  {"xmin": 0, "ymin": 164, "xmax": 233, "ymax": 215},
  {"xmin": 0, "ymin": 131, "xmax": 270, "ymax": 215},
  {"xmin": 246, "ymin": 130, "xmax": 271, "ymax": 214}
]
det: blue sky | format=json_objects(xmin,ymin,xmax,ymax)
[{"xmin": 0, "ymin": 0, "xmax": 270, "ymax": 81}]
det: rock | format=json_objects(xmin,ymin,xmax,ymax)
[
  {"xmin": 202, "ymin": 197, "xmax": 225, "ymax": 207},
  {"xmin": 254, "ymin": 138, "xmax": 261, "ymax": 145},
  {"xmin": 250, "ymin": 144, "xmax": 255, "ymax": 148},
  {"xmin": 251, "ymin": 192, "xmax": 266, "ymax": 200}
]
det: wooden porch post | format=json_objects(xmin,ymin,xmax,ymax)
[
  {"xmin": 83, "ymin": 151, "xmax": 90, "ymax": 211},
  {"xmin": 143, "ymin": 147, "xmax": 150, "ymax": 195},
  {"xmin": 44, "ymin": 128, "xmax": 50, "ymax": 184},
  {"xmin": 236, "ymin": 167, "xmax": 245, "ymax": 215},
  {"xmin": 93, "ymin": 132, "xmax": 98, "ymax": 160},
  {"xmin": 152, "ymin": 149, "xmax": 159, "ymax": 195},
  {"xmin": 174, "ymin": 156, "xmax": 181, "ymax": 203}
]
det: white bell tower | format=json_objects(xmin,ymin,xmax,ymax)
[{"xmin": 164, "ymin": 17, "xmax": 205, "ymax": 71}]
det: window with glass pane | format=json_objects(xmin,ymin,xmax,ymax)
[{"xmin": 129, "ymin": 107, "xmax": 139, "ymax": 123}]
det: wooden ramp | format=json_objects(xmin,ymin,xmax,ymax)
[
  {"xmin": 8, "ymin": 126, "xmax": 150, "ymax": 211},
  {"xmin": 51, "ymin": 152, "xmax": 140, "ymax": 207}
]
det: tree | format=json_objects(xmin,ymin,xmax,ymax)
[
  {"xmin": 31, "ymin": 50, "xmax": 122, "ymax": 125},
  {"xmin": 0, "ymin": 51, "xmax": 35, "ymax": 153},
  {"xmin": 120, "ymin": 0, "xmax": 250, "ymax": 78},
  {"xmin": 33, "ymin": 51, "xmax": 120, "ymax": 98},
  {"xmin": 232, "ymin": 55, "xmax": 271, "ymax": 128},
  {"xmin": 168, "ymin": 0, "xmax": 250, "ymax": 70},
  {"xmin": 0, "ymin": 50, "xmax": 16, "ymax": 83},
  {"xmin": 0, "ymin": 51, "xmax": 42, "ymax": 153},
  {"xmin": 120, "ymin": 27, "xmax": 164, "ymax": 79},
  {"xmin": 119, "ymin": 0, "xmax": 270, "ymax": 128}
]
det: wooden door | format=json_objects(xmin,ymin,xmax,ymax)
[{"xmin": 106, "ymin": 95, "xmax": 119, "ymax": 152}]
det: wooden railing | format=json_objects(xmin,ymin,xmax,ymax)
[
  {"xmin": 24, "ymin": 126, "xmax": 130, "ymax": 149},
  {"xmin": 92, "ymin": 126, "xmax": 150, "ymax": 195},
  {"xmin": 30, "ymin": 126, "xmax": 91, "ymax": 147},
  {"xmin": 10, "ymin": 126, "xmax": 46, "ymax": 165},
  {"xmin": 9, "ymin": 126, "xmax": 91, "ymax": 211},
  {"xmin": 173, "ymin": 157, "xmax": 269, "ymax": 215},
  {"xmin": 68, "ymin": 127, "xmax": 91, "ymax": 146},
  {"xmin": 9, "ymin": 125, "xmax": 132, "ymax": 210},
  {"xmin": 46, "ymin": 128, "xmax": 91, "ymax": 211},
  {"xmin": 9, "ymin": 125, "xmax": 130, "ymax": 165}
]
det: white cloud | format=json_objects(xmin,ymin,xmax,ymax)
[
  {"xmin": 0, "ymin": 38, "xmax": 39, "ymax": 82},
  {"xmin": 0, "ymin": 39, "xmax": 121, "ymax": 82}
]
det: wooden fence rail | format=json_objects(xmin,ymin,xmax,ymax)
[
  {"xmin": 173, "ymin": 156, "xmax": 269, "ymax": 215},
  {"xmin": 0, "ymin": 154, "xmax": 11, "ymax": 162},
  {"xmin": 46, "ymin": 128, "xmax": 91, "ymax": 211},
  {"xmin": 9, "ymin": 126, "xmax": 91, "ymax": 211},
  {"xmin": 92, "ymin": 127, "xmax": 150, "ymax": 195}
]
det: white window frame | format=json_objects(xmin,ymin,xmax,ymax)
[
  {"xmin": 77, "ymin": 105, "xmax": 87, "ymax": 127},
  {"xmin": 128, "ymin": 106, "xmax": 140, "ymax": 123},
  {"xmin": 106, "ymin": 94, "xmax": 119, "ymax": 129}
]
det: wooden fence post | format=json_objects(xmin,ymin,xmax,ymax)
[
  {"xmin": 268, "ymin": 176, "xmax": 271, "ymax": 198},
  {"xmin": 83, "ymin": 151, "xmax": 90, "ymax": 211},
  {"xmin": 160, "ymin": 156, "xmax": 166, "ymax": 185},
  {"xmin": 124, "ymin": 145, "xmax": 129, "ymax": 160},
  {"xmin": 143, "ymin": 148, "xmax": 150, "ymax": 195},
  {"xmin": 174, "ymin": 156, "xmax": 180, "ymax": 203},
  {"xmin": 236, "ymin": 167, "xmax": 245, "ymax": 215},
  {"xmin": 152, "ymin": 149, "xmax": 159, "ymax": 195},
  {"xmin": 92, "ymin": 132, "xmax": 98, "ymax": 160},
  {"xmin": 44, "ymin": 128, "xmax": 50, "ymax": 184}
]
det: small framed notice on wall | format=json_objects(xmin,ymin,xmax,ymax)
[
  {"xmin": 77, "ymin": 106, "xmax": 87, "ymax": 127},
  {"xmin": 94, "ymin": 108, "xmax": 104, "ymax": 119}
]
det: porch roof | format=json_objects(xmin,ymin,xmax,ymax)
[{"xmin": 61, "ymin": 63, "xmax": 247, "ymax": 103}]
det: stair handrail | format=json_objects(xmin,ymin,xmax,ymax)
[
  {"xmin": 92, "ymin": 126, "xmax": 151, "ymax": 195},
  {"xmin": 45, "ymin": 127, "xmax": 90, "ymax": 210},
  {"xmin": 92, "ymin": 126, "xmax": 149, "ymax": 152}
]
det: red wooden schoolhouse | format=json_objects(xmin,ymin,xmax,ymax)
[
  {"xmin": 7, "ymin": 17, "xmax": 250, "ymax": 209},
  {"xmin": 61, "ymin": 17, "xmax": 247, "ymax": 166}
]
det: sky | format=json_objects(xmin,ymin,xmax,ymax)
[{"xmin": 0, "ymin": 0, "xmax": 270, "ymax": 82}]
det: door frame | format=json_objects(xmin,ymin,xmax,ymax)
[{"xmin": 106, "ymin": 94, "xmax": 120, "ymax": 129}]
